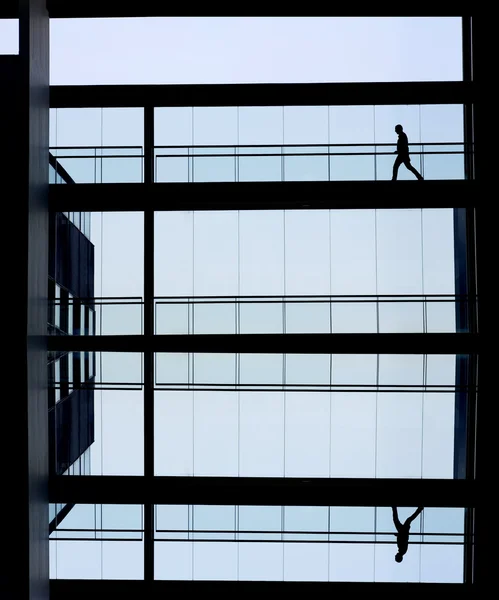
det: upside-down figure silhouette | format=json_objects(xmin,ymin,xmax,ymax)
[{"xmin": 392, "ymin": 506, "xmax": 424, "ymax": 563}]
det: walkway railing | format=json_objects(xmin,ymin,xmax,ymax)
[
  {"xmin": 49, "ymin": 142, "xmax": 471, "ymax": 183},
  {"xmin": 48, "ymin": 294, "xmax": 469, "ymax": 337}
]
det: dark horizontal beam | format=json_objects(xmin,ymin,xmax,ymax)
[
  {"xmin": 49, "ymin": 81, "xmax": 474, "ymax": 108},
  {"xmin": 49, "ymin": 475, "xmax": 477, "ymax": 507},
  {"xmin": 50, "ymin": 580, "xmax": 474, "ymax": 597},
  {"xmin": 0, "ymin": 5, "xmax": 467, "ymax": 17},
  {"xmin": 47, "ymin": 333, "xmax": 480, "ymax": 354},
  {"xmin": 49, "ymin": 180, "xmax": 478, "ymax": 213},
  {"xmin": 41, "ymin": 6, "xmax": 467, "ymax": 18}
]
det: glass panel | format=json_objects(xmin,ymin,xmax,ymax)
[
  {"xmin": 284, "ymin": 106, "xmax": 329, "ymax": 144},
  {"xmin": 420, "ymin": 545, "xmax": 464, "ymax": 582},
  {"xmin": 284, "ymin": 392, "xmax": 330, "ymax": 477},
  {"xmin": 101, "ymin": 157, "xmax": 143, "ymax": 183},
  {"xmin": 330, "ymin": 209, "xmax": 377, "ymax": 295},
  {"xmin": 55, "ymin": 158, "xmax": 96, "ymax": 183},
  {"xmin": 284, "ymin": 506, "xmax": 328, "ymax": 541},
  {"xmin": 284, "ymin": 154, "xmax": 329, "ymax": 181},
  {"xmin": 92, "ymin": 212, "xmax": 144, "ymax": 298},
  {"xmin": 332, "ymin": 302, "xmax": 378, "ymax": 333},
  {"xmin": 422, "ymin": 393, "xmax": 455, "ymax": 478},
  {"xmin": 378, "ymin": 300, "xmax": 423, "ymax": 333},
  {"xmin": 193, "ymin": 302, "xmax": 236, "ymax": 335},
  {"xmin": 239, "ymin": 302, "xmax": 283, "ymax": 334},
  {"xmin": 155, "ymin": 353, "xmax": 189, "ymax": 386},
  {"xmin": 286, "ymin": 354, "xmax": 330, "ymax": 386},
  {"xmin": 193, "ymin": 107, "xmax": 238, "ymax": 145},
  {"xmin": 193, "ymin": 542, "xmax": 238, "ymax": 580},
  {"xmin": 155, "ymin": 391, "xmax": 194, "ymax": 476},
  {"xmin": 98, "ymin": 302, "xmax": 142, "ymax": 335},
  {"xmin": 378, "ymin": 354, "xmax": 423, "ymax": 387},
  {"xmin": 330, "ymin": 148, "xmax": 375, "ymax": 181},
  {"xmin": 155, "ymin": 212, "xmax": 194, "ymax": 296},
  {"xmin": 426, "ymin": 299, "xmax": 456, "ymax": 333},
  {"xmin": 192, "ymin": 156, "xmax": 235, "ymax": 182},
  {"xmin": 239, "ymin": 210, "xmax": 284, "ymax": 295},
  {"xmin": 329, "ymin": 544, "xmax": 375, "ymax": 581},
  {"xmin": 193, "ymin": 354, "xmax": 236, "ymax": 386},
  {"xmin": 329, "ymin": 106, "xmax": 375, "ymax": 144},
  {"xmin": 332, "ymin": 354, "xmax": 377, "ymax": 386},
  {"xmin": 285, "ymin": 301, "xmax": 330, "ymax": 333},
  {"xmin": 376, "ymin": 209, "xmax": 423, "ymax": 294},
  {"xmin": 0, "ymin": 19, "xmax": 19, "ymax": 54},
  {"xmin": 155, "ymin": 107, "xmax": 193, "ymax": 146},
  {"xmin": 239, "ymin": 393, "xmax": 284, "ymax": 477},
  {"xmin": 239, "ymin": 155, "xmax": 282, "ymax": 182},
  {"xmin": 155, "ymin": 302, "xmax": 189, "ymax": 335},
  {"xmin": 92, "ymin": 389, "xmax": 144, "ymax": 475},
  {"xmin": 330, "ymin": 393, "xmax": 376, "ymax": 478},
  {"xmin": 102, "ymin": 107, "xmax": 144, "ymax": 147},
  {"xmin": 240, "ymin": 354, "xmax": 283, "ymax": 386},
  {"xmin": 54, "ymin": 108, "xmax": 102, "ymax": 147},
  {"xmin": 376, "ymin": 393, "xmax": 424, "ymax": 478},
  {"xmin": 238, "ymin": 106, "xmax": 283, "ymax": 145},
  {"xmin": 285, "ymin": 210, "xmax": 331, "ymax": 295},
  {"xmin": 192, "ymin": 505, "xmax": 235, "ymax": 540},
  {"xmin": 102, "ymin": 542, "xmax": 144, "ymax": 579},
  {"xmin": 422, "ymin": 208, "xmax": 456, "ymax": 294},
  {"xmin": 156, "ymin": 154, "xmax": 189, "ymax": 183},
  {"xmin": 329, "ymin": 507, "xmax": 375, "ymax": 541},
  {"xmin": 193, "ymin": 392, "xmax": 238, "ymax": 476},
  {"xmin": 96, "ymin": 352, "xmax": 143, "ymax": 386},
  {"xmin": 193, "ymin": 211, "xmax": 238, "ymax": 295},
  {"xmin": 50, "ymin": 541, "xmax": 102, "ymax": 579},
  {"xmin": 239, "ymin": 505, "xmax": 282, "ymax": 540},
  {"xmin": 156, "ymin": 505, "xmax": 189, "ymax": 538},
  {"xmin": 283, "ymin": 543, "xmax": 329, "ymax": 581},
  {"xmin": 155, "ymin": 542, "xmax": 192, "ymax": 580},
  {"xmin": 238, "ymin": 543, "xmax": 284, "ymax": 580},
  {"xmin": 423, "ymin": 145, "xmax": 465, "ymax": 180},
  {"xmin": 101, "ymin": 504, "xmax": 142, "ymax": 534}
]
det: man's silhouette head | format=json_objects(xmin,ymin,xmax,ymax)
[
  {"xmin": 395, "ymin": 553, "xmax": 403, "ymax": 563},
  {"xmin": 395, "ymin": 124, "xmax": 403, "ymax": 134}
]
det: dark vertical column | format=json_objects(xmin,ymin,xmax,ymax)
[
  {"xmin": 462, "ymin": 16, "xmax": 474, "ymax": 181},
  {"xmin": 460, "ymin": 18, "xmax": 479, "ymax": 586},
  {"xmin": 469, "ymin": 15, "xmax": 488, "ymax": 591},
  {"xmin": 453, "ymin": 208, "xmax": 471, "ymax": 484},
  {"xmin": 143, "ymin": 105, "xmax": 155, "ymax": 582},
  {"xmin": 2, "ymin": 1, "xmax": 50, "ymax": 599}
]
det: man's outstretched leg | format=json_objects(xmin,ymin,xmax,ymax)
[
  {"xmin": 392, "ymin": 506, "xmax": 403, "ymax": 531},
  {"xmin": 404, "ymin": 507, "xmax": 424, "ymax": 527},
  {"xmin": 405, "ymin": 160, "xmax": 424, "ymax": 180}
]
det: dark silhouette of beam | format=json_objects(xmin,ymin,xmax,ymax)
[
  {"xmin": 46, "ymin": 332, "xmax": 480, "ymax": 355},
  {"xmin": 49, "ymin": 81, "xmax": 474, "ymax": 108},
  {"xmin": 49, "ymin": 475, "xmax": 477, "ymax": 507},
  {"xmin": 0, "ymin": 6, "xmax": 468, "ymax": 18},
  {"xmin": 49, "ymin": 180, "xmax": 478, "ymax": 212},
  {"xmin": 50, "ymin": 580, "xmax": 474, "ymax": 597}
]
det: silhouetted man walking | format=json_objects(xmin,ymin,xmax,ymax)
[
  {"xmin": 392, "ymin": 506, "xmax": 424, "ymax": 563},
  {"xmin": 392, "ymin": 124, "xmax": 424, "ymax": 180}
]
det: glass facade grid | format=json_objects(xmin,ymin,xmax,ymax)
[{"xmin": 44, "ymin": 18, "xmax": 478, "ymax": 589}]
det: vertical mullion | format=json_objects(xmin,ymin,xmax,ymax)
[{"xmin": 144, "ymin": 105, "xmax": 155, "ymax": 582}]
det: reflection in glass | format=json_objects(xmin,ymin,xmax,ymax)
[{"xmin": 152, "ymin": 505, "xmax": 465, "ymax": 582}]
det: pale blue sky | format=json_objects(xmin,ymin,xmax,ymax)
[{"xmin": 2, "ymin": 16, "xmax": 462, "ymax": 84}]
